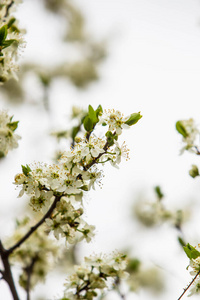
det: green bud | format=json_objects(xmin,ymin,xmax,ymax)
[
  {"xmin": 127, "ymin": 258, "xmax": 141, "ymax": 273},
  {"xmin": 189, "ymin": 165, "xmax": 199, "ymax": 178}
]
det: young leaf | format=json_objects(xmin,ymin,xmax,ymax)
[
  {"xmin": 83, "ymin": 116, "xmax": 93, "ymax": 132},
  {"xmin": 176, "ymin": 121, "xmax": 188, "ymax": 138},
  {"xmin": 7, "ymin": 121, "xmax": 19, "ymax": 131},
  {"xmin": 7, "ymin": 17, "xmax": 16, "ymax": 29},
  {"xmin": 0, "ymin": 25, "xmax": 8, "ymax": 45},
  {"xmin": 154, "ymin": 186, "xmax": 164, "ymax": 200},
  {"xmin": 71, "ymin": 126, "xmax": 80, "ymax": 140},
  {"xmin": 183, "ymin": 243, "xmax": 200, "ymax": 260},
  {"xmin": 21, "ymin": 164, "xmax": 32, "ymax": 176},
  {"xmin": 88, "ymin": 105, "xmax": 97, "ymax": 123},
  {"xmin": 95, "ymin": 104, "xmax": 103, "ymax": 118},
  {"xmin": 2, "ymin": 39, "xmax": 16, "ymax": 49},
  {"xmin": 125, "ymin": 112, "xmax": 142, "ymax": 126}
]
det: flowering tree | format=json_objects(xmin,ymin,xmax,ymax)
[
  {"xmin": 0, "ymin": 2, "xmax": 144, "ymax": 299},
  {"xmin": 2, "ymin": 1, "xmax": 200, "ymax": 300}
]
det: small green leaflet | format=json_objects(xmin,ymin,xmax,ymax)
[
  {"xmin": 83, "ymin": 104, "xmax": 103, "ymax": 132},
  {"xmin": 21, "ymin": 164, "xmax": 32, "ymax": 176},
  {"xmin": 7, "ymin": 121, "xmax": 19, "ymax": 132},
  {"xmin": 0, "ymin": 25, "xmax": 7, "ymax": 45},
  {"xmin": 176, "ymin": 121, "xmax": 188, "ymax": 138},
  {"xmin": 125, "ymin": 112, "xmax": 142, "ymax": 126},
  {"xmin": 183, "ymin": 243, "xmax": 200, "ymax": 260}
]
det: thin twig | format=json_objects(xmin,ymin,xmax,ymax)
[
  {"xmin": 4, "ymin": 0, "xmax": 14, "ymax": 18},
  {"xmin": 25, "ymin": 256, "xmax": 37, "ymax": 300},
  {"xmin": 177, "ymin": 270, "xmax": 200, "ymax": 300},
  {"xmin": 6, "ymin": 195, "xmax": 61, "ymax": 255}
]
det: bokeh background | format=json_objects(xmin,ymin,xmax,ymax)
[{"xmin": 2, "ymin": 0, "xmax": 200, "ymax": 299}]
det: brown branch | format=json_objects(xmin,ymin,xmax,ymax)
[
  {"xmin": 0, "ymin": 240, "xmax": 20, "ymax": 300},
  {"xmin": 25, "ymin": 256, "xmax": 38, "ymax": 300},
  {"xmin": 6, "ymin": 195, "xmax": 61, "ymax": 256},
  {"xmin": 4, "ymin": 1, "xmax": 14, "ymax": 18},
  {"xmin": 177, "ymin": 270, "xmax": 200, "ymax": 300}
]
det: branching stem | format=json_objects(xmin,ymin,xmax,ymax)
[
  {"xmin": 6, "ymin": 195, "xmax": 61, "ymax": 256},
  {"xmin": 177, "ymin": 270, "xmax": 200, "ymax": 300},
  {"xmin": 0, "ymin": 240, "xmax": 20, "ymax": 300}
]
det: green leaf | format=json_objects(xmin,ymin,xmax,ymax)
[
  {"xmin": 127, "ymin": 258, "xmax": 141, "ymax": 272},
  {"xmin": 83, "ymin": 116, "xmax": 93, "ymax": 132},
  {"xmin": 0, "ymin": 25, "xmax": 8, "ymax": 45},
  {"xmin": 183, "ymin": 243, "xmax": 200, "ymax": 260},
  {"xmin": 154, "ymin": 186, "xmax": 164, "ymax": 200},
  {"xmin": 95, "ymin": 104, "xmax": 103, "ymax": 118},
  {"xmin": 178, "ymin": 237, "xmax": 186, "ymax": 247},
  {"xmin": 7, "ymin": 17, "xmax": 16, "ymax": 29},
  {"xmin": 176, "ymin": 121, "xmax": 188, "ymax": 138},
  {"xmin": 125, "ymin": 112, "xmax": 142, "ymax": 126},
  {"xmin": 71, "ymin": 126, "xmax": 80, "ymax": 140},
  {"xmin": 105, "ymin": 131, "xmax": 118, "ymax": 146},
  {"xmin": 7, "ymin": 121, "xmax": 19, "ymax": 131},
  {"xmin": 0, "ymin": 25, "xmax": 7, "ymax": 45},
  {"xmin": 88, "ymin": 105, "xmax": 97, "ymax": 123},
  {"xmin": 21, "ymin": 164, "xmax": 32, "ymax": 176},
  {"xmin": 2, "ymin": 39, "xmax": 16, "ymax": 49}
]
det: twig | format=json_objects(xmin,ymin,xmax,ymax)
[
  {"xmin": 6, "ymin": 195, "xmax": 61, "ymax": 256},
  {"xmin": 177, "ymin": 270, "xmax": 200, "ymax": 300},
  {"xmin": 25, "ymin": 256, "xmax": 37, "ymax": 300},
  {"xmin": 4, "ymin": 0, "xmax": 14, "ymax": 18}
]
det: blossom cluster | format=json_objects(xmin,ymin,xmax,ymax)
[
  {"xmin": 0, "ymin": 110, "xmax": 21, "ymax": 157},
  {"xmin": 14, "ymin": 106, "xmax": 141, "ymax": 247},
  {"xmin": 5, "ymin": 217, "xmax": 60, "ymax": 290},
  {"xmin": 0, "ymin": 0, "xmax": 25, "ymax": 83},
  {"xmin": 176, "ymin": 118, "xmax": 199, "ymax": 154},
  {"xmin": 181, "ymin": 244, "xmax": 200, "ymax": 296},
  {"xmin": 63, "ymin": 252, "xmax": 128, "ymax": 300}
]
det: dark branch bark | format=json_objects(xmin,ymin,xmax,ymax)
[
  {"xmin": 25, "ymin": 257, "xmax": 37, "ymax": 300},
  {"xmin": 0, "ymin": 240, "xmax": 20, "ymax": 300}
]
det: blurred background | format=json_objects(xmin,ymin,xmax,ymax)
[{"xmin": 2, "ymin": 0, "xmax": 200, "ymax": 299}]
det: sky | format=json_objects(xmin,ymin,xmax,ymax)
[{"xmin": 2, "ymin": 0, "xmax": 200, "ymax": 299}]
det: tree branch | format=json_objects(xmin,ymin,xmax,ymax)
[
  {"xmin": 0, "ymin": 240, "xmax": 20, "ymax": 300},
  {"xmin": 6, "ymin": 195, "xmax": 61, "ymax": 256},
  {"xmin": 25, "ymin": 256, "xmax": 38, "ymax": 300},
  {"xmin": 177, "ymin": 270, "xmax": 200, "ymax": 300}
]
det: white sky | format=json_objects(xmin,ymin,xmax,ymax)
[{"xmin": 2, "ymin": 0, "xmax": 200, "ymax": 299}]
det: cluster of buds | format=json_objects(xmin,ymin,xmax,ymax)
[
  {"xmin": 0, "ymin": 0, "xmax": 25, "ymax": 83},
  {"xmin": 176, "ymin": 119, "xmax": 199, "ymax": 154},
  {"xmin": 63, "ymin": 252, "xmax": 128, "ymax": 300},
  {"xmin": 0, "ymin": 110, "xmax": 21, "ymax": 157}
]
